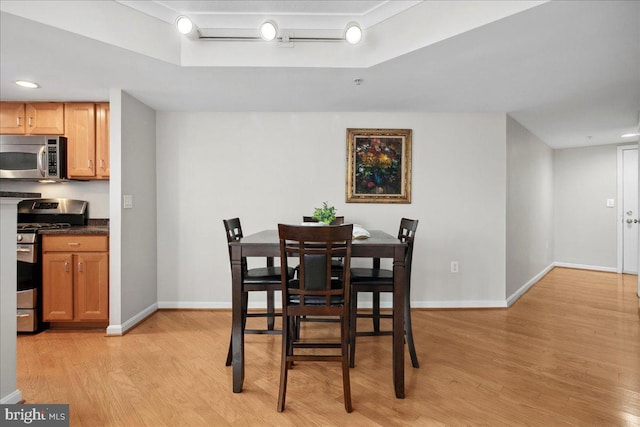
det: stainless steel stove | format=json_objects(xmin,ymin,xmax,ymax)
[{"xmin": 16, "ymin": 198, "xmax": 88, "ymax": 332}]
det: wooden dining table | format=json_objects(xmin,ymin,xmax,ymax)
[{"xmin": 229, "ymin": 228, "xmax": 408, "ymax": 398}]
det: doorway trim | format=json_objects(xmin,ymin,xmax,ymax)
[{"xmin": 616, "ymin": 144, "xmax": 639, "ymax": 273}]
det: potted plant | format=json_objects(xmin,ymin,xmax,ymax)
[{"xmin": 313, "ymin": 201, "xmax": 337, "ymax": 225}]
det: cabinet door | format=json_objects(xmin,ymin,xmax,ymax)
[
  {"xmin": 43, "ymin": 253, "xmax": 74, "ymax": 321},
  {"xmin": 25, "ymin": 102, "xmax": 64, "ymax": 134},
  {"xmin": 75, "ymin": 252, "xmax": 109, "ymax": 321},
  {"xmin": 65, "ymin": 103, "xmax": 96, "ymax": 178},
  {"xmin": 96, "ymin": 103, "xmax": 110, "ymax": 179},
  {"xmin": 0, "ymin": 102, "xmax": 26, "ymax": 134}
]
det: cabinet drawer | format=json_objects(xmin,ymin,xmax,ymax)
[{"xmin": 43, "ymin": 235, "xmax": 108, "ymax": 252}]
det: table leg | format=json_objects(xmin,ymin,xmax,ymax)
[
  {"xmin": 231, "ymin": 245, "xmax": 244, "ymax": 393},
  {"xmin": 393, "ymin": 245, "xmax": 406, "ymax": 398}
]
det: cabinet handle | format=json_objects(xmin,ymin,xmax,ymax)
[
  {"xmin": 100, "ymin": 159, "xmax": 105, "ymax": 168},
  {"xmin": 28, "ymin": 116, "xmax": 33, "ymax": 127},
  {"xmin": 88, "ymin": 159, "xmax": 93, "ymax": 170},
  {"xmin": 16, "ymin": 117, "xmax": 21, "ymax": 126},
  {"xmin": 64, "ymin": 262, "xmax": 69, "ymax": 272},
  {"xmin": 67, "ymin": 242, "xmax": 80, "ymax": 246},
  {"xmin": 78, "ymin": 262, "xmax": 83, "ymax": 272}
]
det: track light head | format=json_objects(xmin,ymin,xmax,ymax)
[
  {"xmin": 260, "ymin": 20, "xmax": 278, "ymax": 41},
  {"xmin": 176, "ymin": 15, "xmax": 200, "ymax": 39},
  {"xmin": 344, "ymin": 23, "xmax": 363, "ymax": 44}
]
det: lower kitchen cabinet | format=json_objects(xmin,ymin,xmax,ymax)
[{"xmin": 42, "ymin": 235, "xmax": 109, "ymax": 325}]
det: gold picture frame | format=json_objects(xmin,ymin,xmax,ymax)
[{"xmin": 346, "ymin": 128, "xmax": 412, "ymax": 203}]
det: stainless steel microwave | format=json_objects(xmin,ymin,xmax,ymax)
[{"xmin": 0, "ymin": 135, "xmax": 67, "ymax": 180}]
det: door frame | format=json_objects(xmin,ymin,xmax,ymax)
[{"xmin": 616, "ymin": 144, "xmax": 639, "ymax": 273}]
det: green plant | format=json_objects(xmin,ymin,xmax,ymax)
[{"xmin": 313, "ymin": 201, "xmax": 337, "ymax": 224}]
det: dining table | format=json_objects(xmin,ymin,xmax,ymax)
[{"xmin": 228, "ymin": 228, "xmax": 408, "ymax": 398}]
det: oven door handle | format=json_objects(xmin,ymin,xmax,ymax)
[
  {"xmin": 37, "ymin": 145, "xmax": 46, "ymax": 177},
  {"xmin": 16, "ymin": 248, "xmax": 32, "ymax": 252}
]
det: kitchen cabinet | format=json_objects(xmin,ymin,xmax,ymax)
[
  {"xmin": 65, "ymin": 102, "xmax": 110, "ymax": 179},
  {"xmin": 0, "ymin": 102, "xmax": 64, "ymax": 135},
  {"xmin": 65, "ymin": 103, "xmax": 96, "ymax": 178},
  {"xmin": 42, "ymin": 235, "xmax": 109, "ymax": 324},
  {"xmin": 96, "ymin": 102, "xmax": 110, "ymax": 179}
]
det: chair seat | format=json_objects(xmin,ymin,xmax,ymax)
[
  {"xmin": 350, "ymin": 267, "xmax": 392, "ymax": 282},
  {"xmin": 245, "ymin": 266, "xmax": 295, "ymax": 284}
]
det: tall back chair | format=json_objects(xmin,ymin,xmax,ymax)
[
  {"xmin": 223, "ymin": 218, "xmax": 294, "ymax": 366},
  {"xmin": 349, "ymin": 218, "xmax": 419, "ymax": 368},
  {"xmin": 277, "ymin": 223, "xmax": 354, "ymax": 412}
]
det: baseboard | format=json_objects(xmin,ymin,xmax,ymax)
[
  {"xmin": 106, "ymin": 302, "xmax": 158, "ymax": 336},
  {"xmin": 157, "ymin": 301, "xmax": 230, "ymax": 309},
  {"xmin": 506, "ymin": 263, "xmax": 555, "ymax": 307},
  {"xmin": 554, "ymin": 262, "xmax": 617, "ymax": 273},
  {"xmin": 411, "ymin": 300, "xmax": 508, "ymax": 309},
  {"xmin": 0, "ymin": 389, "xmax": 23, "ymax": 404}
]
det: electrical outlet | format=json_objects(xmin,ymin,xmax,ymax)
[{"xmin": 451, "ymin": 261, "xmax": 459, "ymax": 273}]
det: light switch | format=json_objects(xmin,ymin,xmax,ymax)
[
  {"xmin": 606, "ymin": 199, "xmax": 615, "ymax": 208},
  {"xmin": 123, "ymin": 195, "xmax": 133, "ymax": 209}
]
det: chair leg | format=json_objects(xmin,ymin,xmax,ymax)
[
  {"xmin": 225, "ymin": 333, "xmax": 233, "ymax": 366},
  {"xmin": 341, "ymin": 315, "xmax": 353, "ymax": 412},
  {"xmin": 372, "ymin": 291, "xmax": 381, "ymax": 332},
  {"xmin": 267, "ymin": 289, "xmax": 275, "ymax": 330},
  {"xmin": 226, "ymin": 291, "xmax": 248, "ymax": 367},
  {"xmin": 404, "ymin": 290, "xmax": 419, "ymax": 368},
  {"xmin": 349, "ymin": 289, "xmax": 358, "ymax": 368},
  {"xmin": 277, "ymin": 314, "xmax": 290, "ymax": 412}
]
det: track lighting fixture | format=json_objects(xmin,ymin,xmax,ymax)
[{"xmin": 176, "ymin": 17, "xmax": 363, "ymax": 44}]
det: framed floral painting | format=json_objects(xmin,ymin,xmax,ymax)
[{"xmin": 346, "ymin": 128, "xmax": 412, "ymax": 203}]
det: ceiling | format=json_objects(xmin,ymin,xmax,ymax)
[{"xmin": 1, "ymin": 0, "xmax": 638, "ymax": 149}]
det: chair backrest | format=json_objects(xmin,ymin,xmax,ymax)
[
  {"xmin": 278, "ymin": 224, "xmax": 353, "ymax": 316},
  {"xmin": 397, "ymin": 218, "xmax": 419, "ymax": 276},
  {"xmin": 302, "ymin": 216, "xmax": 345, "ymax": 225},
  {"xmin": 223, "ymin": 217, "xmax": 247, "ymax": 272}
]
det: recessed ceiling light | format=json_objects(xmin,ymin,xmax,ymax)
[
  {"xmin": 15, "ymin": 80, "xmax": 39, "ymax": 89},
  {"xmin": 621, "ymin": 132, "xmax": 640, "ymax": 138},
  {"xmin": 176, "ymin": 15, "xmax": 194, "ymax": 35},
  {"xmin": 345, "ymin": 23, "xmax": 363, "ymax": 45},
  {"xmin": 260, "ymin": 21, "xmax": 278, "ymax": 41}
]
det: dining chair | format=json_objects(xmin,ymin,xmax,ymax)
[
  {"xmin": 277, "ymin": 223, "xmax": 354, "ymax": 412},
  {"xmin": 298, "ymin": 216, "xmax": 346, "ymax": 328},
  {"xmin": 223, "ymin": 218, "xmax": 295, "ymax": 366},
  {"xmin": 349, "ymin": 218, "xmax": 419, "ymax": 368}
]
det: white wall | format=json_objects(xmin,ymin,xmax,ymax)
[
  {"xmin": 156, "ymin": 112, "xmax": 507, "ymax": 308},
  {"xmin": 554, "ymin": 145, "xmax": 618, "ymax": 270},
  {"xmin": 506, "ymin": 116, "xmax": 554, "ymax": 303},
  {"xmin": 108, "ymin": 91, "xmax": 158, "ymax": 334}
]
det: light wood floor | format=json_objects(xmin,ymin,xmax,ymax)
[{"xmin": 17, "ymin": 267, "xmax": 640, "ymax": 426}]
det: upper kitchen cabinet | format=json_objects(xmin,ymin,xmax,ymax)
[
  {"xmin": 65, "ymin": 102, "xmax": 110, "ymax": 180},
  {"xmin": 0, "ymin": 102, "xmax": 64, "ymax": 135},
  {"xmin": 65, "ymin": 103, "xmax": 95, "ymax": 178},
  {"xmin": 95, "ymin": 103, "xmax": 110, "ymax": 179}
]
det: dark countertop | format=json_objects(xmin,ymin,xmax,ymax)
[
  {"xmin": 39, "ymin": 219, "xmax": 109, "ymax": 236},
  {"xmin": 0, "ymin": 191, "xmax": 41, "ymax": 199}
]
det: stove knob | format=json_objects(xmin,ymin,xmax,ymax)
[{"xmin": 17, "ymin": 234, "xmax": 23, "ymax": 242}]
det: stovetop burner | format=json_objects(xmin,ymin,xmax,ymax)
[{"xmin": 17, "ymin": 223, "xmax": 72, "ymax": 233}]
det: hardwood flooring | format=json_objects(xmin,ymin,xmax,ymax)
[{"xmin": 16, "ymin": 267, "xmax": 640, "ymax": 426}]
